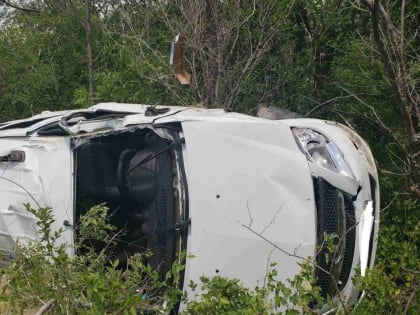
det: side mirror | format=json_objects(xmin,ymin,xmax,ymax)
[{"xmin": 170, "ymin": 33, "xmax": 191, "ymax": 85}]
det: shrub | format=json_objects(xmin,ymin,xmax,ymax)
[
  {"xmin": 5, "ymin": 202, "xmax": 414, "ymax": 314},
  {"xmin": 182, "ymin": 260, "xmax": 324, "ymax": 315},
  {"xmin": 0, "ymin": 204, "xmax": 183, "ymax": 314}
]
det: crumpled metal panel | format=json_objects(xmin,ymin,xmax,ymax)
[{"xmin": 0, "ymin": 137, "xmax": 74, "ymax": 261}]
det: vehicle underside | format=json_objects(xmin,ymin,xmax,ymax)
[{"xmin": 73, "ymin": 125, "xmax": 187, "ymax": 279}]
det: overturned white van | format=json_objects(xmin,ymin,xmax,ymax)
[{"xmin": 0, "ymin": 103, "xmax": 379, "ymax": 311}]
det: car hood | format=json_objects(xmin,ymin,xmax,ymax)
[{"xmin": 181, "ymin": 119, "xmax": 316, "ymax": 289}]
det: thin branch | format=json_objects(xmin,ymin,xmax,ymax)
[
  {"xmin": 35, "ymin": 299, "xmax": 56, "ymax": 315},
  {"xmin": 335, "ymin": 83, "xmax": 386, "ymax": 127},
  {"xmin": 246, "ymin": 201, "xmax": 254, "ymax": 228},
  {"xmin": 400, "ymin": 0, "xmax": 406, "ymax": 67},
  {"xmin": 380, "ymin": 192, "xmax": 400, "ymax": 214},
  {"xmin": 304, "ymin": 95, "xmax": 357, "ymax": 116},
  {"xmin": 0, "ymin": 0, "xmax": 40, "ymax": 13},
  {"xmin": 260, "ymin": 203, "xmax": 284, "ymax": 235},
  {"xmin": 263, "ymin": 247, "xmax": 276, "ymax": 287},
  {"xmin": 328, "ymin": 83, "xmax": 409, "ymax": 158},
  {"xmin": 240, "ymin": 216, "xmax": 333, "ymax": 278},
  {"xmin": 240, "ymin": 222, "xmax": 306, "ymax": 259},
  {"xmin": 400, "ymin": 266, "xmax": 420, "ymax": 275},
  {"xmin": 403, "ymin": 289, "xmax": 417, "ymax": 314}
]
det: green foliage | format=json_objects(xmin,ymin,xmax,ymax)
[
  {"xmin": 0, "ymin": 1, "xmax": 418, "ymax": 313},
  {"xmin": 0, "ymin": 9, "xmax": 90, "ymax": 120},
  {"xmin": 184, "ymin": 275, "xmax": 268, "ymax": 314},
  {"xmin": 349, "ymin": 195, "xmax": 419, "ymax": 315},
  {"xmin": 0, "ymin": 198, "xmax": 416, "ymax": 314},
  {"xmin": 0, "ymin": 204, "xmax": 182, "ymax": 314},
  {"xmin": 0, "ymin": 204, "xmax": 331, "ymax": 314},
  {"xmin": 183, "ymin": 260, "xmax": 324, "ymax": 315},
  {"xmin": 355, "ymin": 266, "xmax": 419, "ymax": 315}
]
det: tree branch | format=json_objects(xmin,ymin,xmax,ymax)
[
  {"xmin": 35, "ymin": 299, "xmax": 56, "ymax": 315},
  {"xmin": 0, "ymin": 0, "xmax": 40, "ymax": 13}
]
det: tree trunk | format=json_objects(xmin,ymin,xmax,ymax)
[
  {"xmin": 85, "ymin": 0, "xmax": 95, "ymax": 105},
  {"xmin": 363, "ymin": 0, "xmax": 420, "ymax": 187}
]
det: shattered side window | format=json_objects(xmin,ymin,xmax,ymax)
[
  {"xmin": 0, "ymin": 118, "xmax": 47, "ymax": 130},
  {"xmin": 36, "ymin": 122, "xmax": 69, "ymax": 136}
]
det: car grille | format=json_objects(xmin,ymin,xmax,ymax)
[{"xmin": 313, "ymin": 178, "xmax": 356, "ymax": 298}]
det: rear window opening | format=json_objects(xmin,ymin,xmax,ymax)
[{"xmin": 74, "ymin": 127, "xmax": 184, "ymax": 280}]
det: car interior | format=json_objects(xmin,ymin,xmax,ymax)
[{"xmin": 74, "ymin": 128, "xmax": 177, "ymax": 278}]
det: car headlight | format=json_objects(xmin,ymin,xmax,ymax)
[{"xmin": 292, "ymin": 127, "xmax": 354, "ymax": 179}]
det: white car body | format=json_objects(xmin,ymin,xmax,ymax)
[{"xmin": 0, "ymin": 103, "xmax": 379, "ymax": 312}]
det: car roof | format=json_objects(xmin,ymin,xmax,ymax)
[{"xmin": 0, "ymin": 103, "xmax": 268, "ymax": 137}]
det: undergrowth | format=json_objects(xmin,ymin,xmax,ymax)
[{"xmin": 0, "ymin": 201, "xmax": 418, "ymax": 314}]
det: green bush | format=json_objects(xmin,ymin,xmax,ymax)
[
  {"xmin": 182, "ymin": 260, "xmax": 324, "ymax": 315},
  {"xmin": 2, "ymin": 201, "xmax": 417, "ymax": 314},
  {"xmin": 354, "ymin": 197, "xmax": 419, "ymax": 315},
  {"xmin": 0, "ymin": 204, "xmax": 183, "ymax": 314},
  {"xmin": 0, "ymin": 204, "xmax": 326, "ymax": 314}
]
